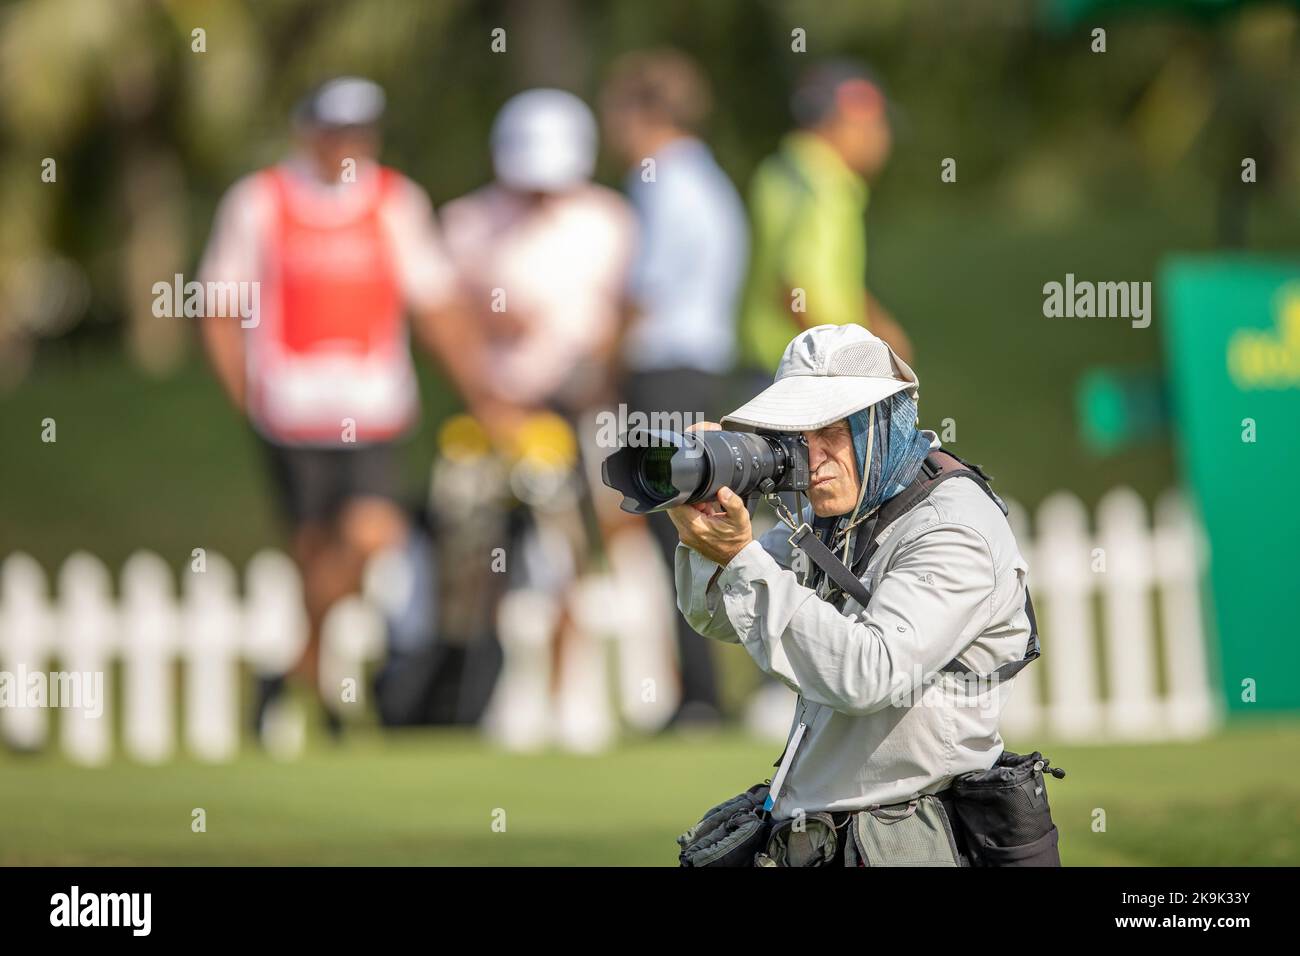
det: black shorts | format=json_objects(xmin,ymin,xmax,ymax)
[{"xmin": 261, "ymin": 439, "xmax": 403, "ymax": 527}]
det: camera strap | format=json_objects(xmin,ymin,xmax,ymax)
[
  {"xmin": 788, "ymin": 523, "xmax": 874, "ymax": 610},
  {"xmin": 778, "ymin": 450, "xmax": 1041, "ymax": 684}
]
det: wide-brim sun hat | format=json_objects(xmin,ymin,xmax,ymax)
[
  {"xmin": 721, "ymin": 323, "xmax": 918, "ymax": 433},
  {"xmin": 491, "ymin": 88, "xmax": 597, "ymax": 192}
]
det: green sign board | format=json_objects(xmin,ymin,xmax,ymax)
[{"xmin": 1161, "ymin": 256, "xmax": 1300, "ymax": 713}]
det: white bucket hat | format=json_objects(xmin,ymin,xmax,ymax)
[
  {"xmin": 721, "ymin": 324, "xmax": 918, "ymax": 432},
  {"xmin": 491, "ymin": 88, "xmax": 597, "ymax": 192}
]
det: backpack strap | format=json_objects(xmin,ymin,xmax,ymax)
[
  {"xmin": 855, "ymin": 450, "xmax": 1007, "ymax": 576},
  {"xmin": 944, "ymin": 589, "xmax": 1040, "ymax": 683},
  {"xmin": 794, "ymin": 449, "xmax": 1039, "ymax": 683},
  {"xmin": 795, "ymin": 450, "xmax": 966, "ymax": 606}
]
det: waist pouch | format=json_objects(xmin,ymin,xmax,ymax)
[
  {"xmin": 677, "ymin": 783, "xmax": 772, "ymax": 867},
  {"xmin": 842, "ymin": 795, "xmax": 961, "ymax": 867},
  {"xmin": 948, "ymin": 749, "xmax": 1065, "ymax": 867},
  {"xmin": 756, "ymin": 811, "xmax": 842, "ymax": 867},
  {"xmin": 755, "ymin": 796, "xmax": 961, "ymax": 867}
]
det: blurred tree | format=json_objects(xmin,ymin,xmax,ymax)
[{"xmin": 0, "ymin": 0, "xmax": 1295, "ymax": 388}]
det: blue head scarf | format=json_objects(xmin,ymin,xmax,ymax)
[{"xmin": 843, "ymin": 389, "xmax": 932, "ymax": 525}]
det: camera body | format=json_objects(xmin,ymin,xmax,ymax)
[{"xmin": 601, "ymin": 427, "xmax": 810, "ymax": 515}]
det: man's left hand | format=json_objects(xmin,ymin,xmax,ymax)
[{"xmin": 667, "ymin": 486, "xmax": 753, "ymax": 567}]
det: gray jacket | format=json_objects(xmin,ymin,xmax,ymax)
[{"xmin": 676, "ymin": 473, "xmax": 1032, "ymax": 820}]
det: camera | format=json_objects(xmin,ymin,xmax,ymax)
[{"xmin": 600, "ymin": 427, "xmax": 810, "ymax": 515}]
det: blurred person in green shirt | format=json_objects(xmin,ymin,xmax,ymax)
[{"xmin": 741, "ymin": 60, "xmax": 913, "ymax": 377}]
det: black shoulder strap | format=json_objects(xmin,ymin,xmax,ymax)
[
  {"xmin": 789, "ymin": 449, "xmax": 1039, "ymax": 682},
  {"xmin": 947, "ymin": 589, "xmax": 1040, "ymax": 683},
  {"xmin": 856, "ymin": 450, "xmax": 1007, "ymax": 575}
]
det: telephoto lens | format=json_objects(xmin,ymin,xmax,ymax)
[{"xmin": 601, "ymin": 427, "xmax": 810, "ymax": 515}]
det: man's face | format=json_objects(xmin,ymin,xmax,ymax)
[
  {"xmin": 824, "ymin": 80, "xmax": 893, "ymax": 179},
  {"xmin": 803, "ymin": 419, "xmax": 860, "ymax": 517},
  {"xmin": 305, "ymin": 126, "xmax": 379, "ymax": 182}
]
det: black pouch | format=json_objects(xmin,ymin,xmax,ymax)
[
  {"xmin": 949, "ymin": 750, "xmax": 1065, "ymax": 867},
  {"xmin": 677, "ymin": 784, "xmax": 773, "ymax": 867}
]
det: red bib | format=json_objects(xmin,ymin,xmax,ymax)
[{"xmin": 250, "ymin": 165, "xmax": 416, "ymax": 444}]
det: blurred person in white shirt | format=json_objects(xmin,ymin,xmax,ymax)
[
  {"xmin": 439, "ymin": 89, "xmax": 647, "ymax": 751},
  {"xmin": 441, "ymin": 89, "xmax": 635, "ymax": 417}
]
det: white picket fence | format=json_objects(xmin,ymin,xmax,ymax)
[
  {"xmin": 997, "ymin": 487, "xmax": 1217, "ymax": 743},
  {"xmin": 0, "ymin": 549, "xmax": 384, "ymax": 765},
  {"xmin": 0, "ymin": 486, "xmax": 1218, "ymax": 765}
]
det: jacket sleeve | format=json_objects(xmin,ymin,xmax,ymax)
[
  {"xmin": 711, "ymin": 522, "xmax": 998, "ymax": 715},
  {"xmin": 675, "ymin": 519, "xmax": 798, "ymax": 647}
]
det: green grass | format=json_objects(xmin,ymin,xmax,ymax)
[{"xmin": 1, "ymin": 719, "xmax": 1297, "ymax": 866}]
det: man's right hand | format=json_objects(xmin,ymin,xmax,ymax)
[{"xmin": 666, "ymin": 422, "xmax": 760, "ymax": 566}]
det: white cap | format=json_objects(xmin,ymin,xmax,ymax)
[
  {"xmin": 721, "ymin": 324, "xmax": 919, "ymax": 433},
  {"xmin": 491, "ymin": 88, "xmax": 597, "ymax": 192},
  {"xmin": 299, "ymin": 77, "xmax": 386, "ymax": 128}
]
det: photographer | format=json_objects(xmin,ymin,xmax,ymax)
[{"xmin": 669, "ymin": 323, "xmax": 1057, "ymax": 866}]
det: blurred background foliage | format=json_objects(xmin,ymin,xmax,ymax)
[{"xmin": 1, "ymin": 0, "xmax": 1298, "ymax": 568}]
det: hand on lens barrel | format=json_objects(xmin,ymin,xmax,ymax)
[
  {"xmin": 681, "ymin": 421, "xmax": 721, "ymax": 511},
  {"xmin": 668, "ymin": 421, "xmax": 754, "ymax": 566}
]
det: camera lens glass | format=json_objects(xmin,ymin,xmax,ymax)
[
  {"xmin": 638, "ymin": 445, "xmax": 678, "ymax": 500},
  {"xmin": 602, "ymin": 427, "xmax": 809, "ymax": 514}
]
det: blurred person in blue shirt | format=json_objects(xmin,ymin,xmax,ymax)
[{"xmin": 601, "ymin": 50, "xmax": 749, "ymax": 726}]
